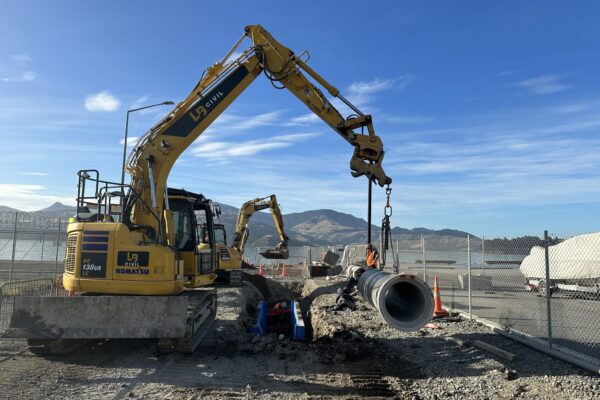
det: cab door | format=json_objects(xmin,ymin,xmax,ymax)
[
  {"xmin": 170, "ymin": 199, "xmax": 199, "ymax": 277},
  {"xmin": 193, "ymin": 203, "xmax": 217, "ymax": 276}
]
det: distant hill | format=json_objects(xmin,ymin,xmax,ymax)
[
  {"xmin": 0, "ymin": 205, "xmax": 19, "ymax": 213},
  {"xmin": 213, "ymin": 205, "xmax": 476, "ymax": 249},
  {"xmin": 34, "ymin": 202, "xmax": 78, "ymax": 218},
  {"xmin": 0, "ymin": 201, "xmax": 476, "ymax": 248}
]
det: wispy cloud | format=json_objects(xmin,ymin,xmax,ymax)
[
  {"xmin": 385, "ymin": 115, "xmax": 433, "ymax": 125},
  {"xmin": 1, "ymin": 71, "xmax": 36, "ymax": 82},
  {"xmin": 11, "ymin": 53, "xmax": 32, "ymax": 64},
  {"xmin": 205, "ymin": 111, "xmax": 283, "ymax": 135},
  {"xmin": 84, "ymin": 91, "xmax": 120, "ymax": 112},
  {"xmin": 2, "ymin": 54, "xmax": 36, "ymax": 82},
  {"xmin": 515, "ymin": 74, "xmax": 570, "ymax": 95},
  {"xmin": 346, "ymin": 75, "xmax": 414, "ymax": 109},
  {"xmin": 191, "ymin": 132, "xmax": 319, "ymax": 160},
  {"xmin": 0, "ymin": 184, "xmax": 73, "ymax": 211},
  {"xmin": 21, "ymin": 172, "xmax": 48, "ymax": 176},
  {"xmin": 348, "ymin": 76, "xmax": 413, "ymax": 96},
  {"xmin": 130, "ymin": 95, "xmax": 150, "ymax": 109},
  {"xmin": 285, "ymin": 113, "xmax": 320, "ymax": 126},
  {"xmin": 119, "ymin": 136, "xmax": 140, "ymax": 147},
  {"xmin": 555, "ymin": 103, "xmax": 588, "ymax": 114}
]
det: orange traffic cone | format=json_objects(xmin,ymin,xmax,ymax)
[
  {"xmin": 280, "ymin": 263, "xmax": 287, "ymax": 277},
  {"xmin": 258, "ymin": 264, "xmax": 265, "ymax": 276},
  {"xmin": 433, "ymin": 275, "xmax": 449, "ymax": 318}
]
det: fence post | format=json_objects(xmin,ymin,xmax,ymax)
[
  {"xmin": 396, "ymin": 239, "xmax": 399, "ymax": 268},
  {"xmin": 481, "ymin": 235, "xmax": 485, "ymax": 275},
  {"xmin": 54, "ymin": 218, "xmax": 62, "ymax": 279},
  {"xmin": 421, "ymin": 234, "xmax": 426, "ymax": 281},
  {"xmin": 9, "ymin": 212, "xmax": 18, "ymax": 282},
  {"xmin": 308, "ymin": 245, "xmax": 312, "ymax": 267},
  {"xmin": 544, "ymin": 230, "xmax": 553, "ymax": 349},
  {"xmin": 468, "ymin": 234, "xmax": 472, "ymax": 320},
  {"xmin": 39, "ymin": 231, "xmax": 45, "ymax": 276}
]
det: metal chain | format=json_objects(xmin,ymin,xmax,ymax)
[
  {"xmin": 380, "ymin": 185, "xmax": 398, "ymax": 273},
  {"xmin": 384, "ymin": 185, "xmax": 392, "ymax": 217}
]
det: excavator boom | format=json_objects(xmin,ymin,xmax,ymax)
[{"xmin": 124, "ymin": 24, "xmax": 391, "ymax": 244}]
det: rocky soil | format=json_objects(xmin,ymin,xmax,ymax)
[{"xmin": 0, "ymin": 274, "xmax": 597, "ymax": 399}]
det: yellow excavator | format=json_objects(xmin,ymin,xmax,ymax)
[
  {"xmin": 198, "ymin": 194, "xmax": 289, "ymax": 284},
  {"xmin": 7, "ymin": 24, "xmax": 391, "ymax": 354}
]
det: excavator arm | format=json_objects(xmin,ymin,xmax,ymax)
[
  {"xmin": 124, "ymin": 24, "xmax": 391, "ymax": 243},
  {"xmin": 233, "ymin": 194, "xmax": 289, "ymax": 259}
]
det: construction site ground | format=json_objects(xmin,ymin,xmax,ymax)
[{"xmin": 0, "ymin": 271, "xmax": 598, "ymax": 400}]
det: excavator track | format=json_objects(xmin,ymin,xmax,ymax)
[{"xmin": 159, "ymin": 288, "xmax": 217, "ymax": 354}]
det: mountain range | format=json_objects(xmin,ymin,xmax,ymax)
[{"xmin": 1, "ymin": 202, "xmax": 477, "ymax": 249}]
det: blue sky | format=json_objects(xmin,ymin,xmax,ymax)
[{"xmin": 1, "ymin": 1, "xmax": 599, "ymax": 237}]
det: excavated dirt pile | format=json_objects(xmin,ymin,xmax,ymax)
[{"xmin": 0, "ymin": 274, "xmax": 597, "ymax": 399}]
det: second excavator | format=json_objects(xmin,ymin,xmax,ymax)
[{"xmin": 199, "ymin": 194, "xmax": 289, "ymax": 283}]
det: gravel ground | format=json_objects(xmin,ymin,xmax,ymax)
[
  {"xmin": 0, "ymin": 275, "xmax": 598, "ymax": 399},
  {"xmin": 306, "ymin": 276, "xmax": 600, "ymax": 399}
]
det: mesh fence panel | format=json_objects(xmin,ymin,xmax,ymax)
[
  {"xmin": 416, "ymin": 233, "xmax": 600, "ymax": 368},
  {"xmin": 545, "ymin": 232, "xmax": 600, "ymax": 365},
  {"xmin": 0, "ymin": 278, "xmax": 55, "ymax": 333},
  {"xmin": 0, "ymin": 212, "xmax": 67, "ymax": 283},
  {"xmin": 457, "ymin": 236, "xmax": 548, "ymax": 341},
  {"xmin": 340, "ymin": 234, "xmax": 600, "ymax": 367}
]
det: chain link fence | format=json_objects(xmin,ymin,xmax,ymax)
[
  {"xmin": 341, "ymin": 232, "xmax": 600, "ymax": 372},
  {"xmin": 0, "ymin": 212, "xmax": 67, "ymax": 283},
  {"xmin": 0, "ymin": 278, "xmax": 66, "ymax": 333},
  {"xmin": 1, "ymin": 209, "xmax": 598, "ymax": 370}
]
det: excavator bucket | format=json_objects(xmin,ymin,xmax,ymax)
[{"xmin": 259, "ymin": 248, "xmax": 289, "ymax": 259}]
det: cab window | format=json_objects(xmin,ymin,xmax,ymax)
[
  {"xmin": 214, "ymin": 228, "xmax": 226, "ymax": 245},
  {"xmin": 171, "ymin": 201, "xmax": 194, "ymax": 251}
]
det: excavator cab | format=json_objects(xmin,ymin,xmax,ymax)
[
  {"xmin": 199, "ymin": 223, "xmax": 227, "ymax": 246},
  {"xmin": 198, "ymin": 222, "xmax": 242, "ymax": 272},
  {"xmin": 166, "ymin": 188, "xmax": 218, "ymax": 287}
]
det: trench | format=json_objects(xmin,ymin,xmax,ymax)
[{"xmin": 241, "ymin": 272, "xmax": 351, "ymax": 341}]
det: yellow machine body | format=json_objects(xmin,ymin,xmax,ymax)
[{"xmin": 63, "ymin": 191, "xmax": 219, "ymax": 295}]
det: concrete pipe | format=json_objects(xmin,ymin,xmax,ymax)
[
  {"xmin": 357, "ymin": 268, "xmax": 434, "ymax": 331},
  {"xmin": 346, "ymin": 265, "xmax": 365, "ymax": 280}
]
